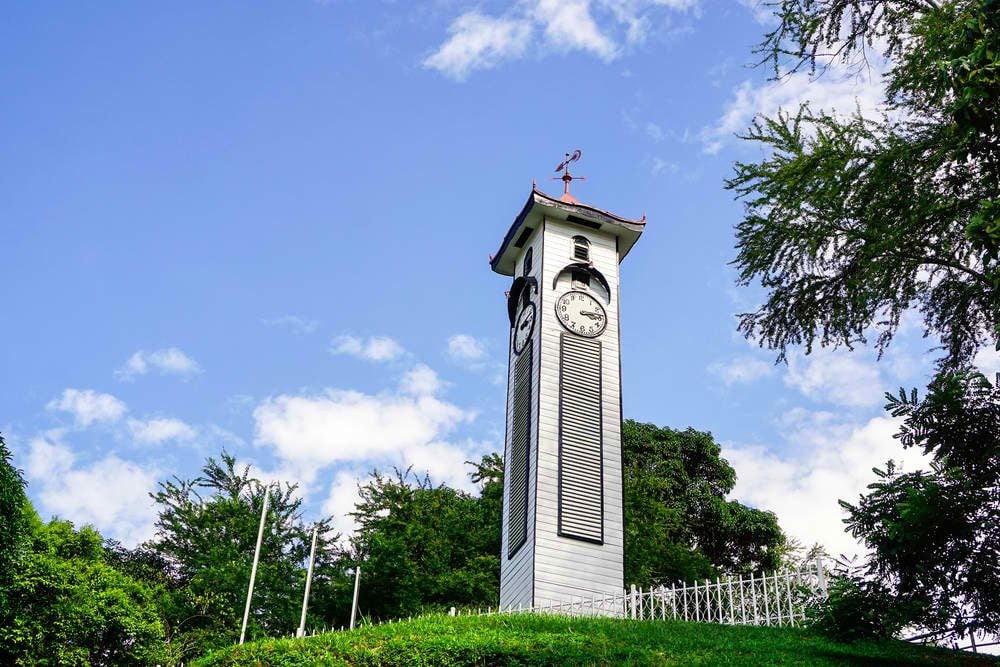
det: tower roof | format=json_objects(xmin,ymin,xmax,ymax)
[{"xmin": 491, "ymin": 186, "xmax": 646, "ymax": 276}]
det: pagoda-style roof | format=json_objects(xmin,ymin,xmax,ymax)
[{"xmin": 491, "ymin": 186, "xmax": 646, "ymax": 276}]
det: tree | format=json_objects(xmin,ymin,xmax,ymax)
[
  {"xmin": 622, "ymin": 421, "xmax": 786, "ymax": 586},
  {"xmin": 0, "ymin": 434, "xmax": 30, "ymax": 665},
  {"xmin": 728, "ymin": 0, "xmax": 1000, "ymax": 640},
  {"xmin": 144, "ymin": 452, "xmax": 347, "ymax": 661},
  {"xmin": 0, "ymin": 511, "xmax": 166, "ymax": 666},
  {"xmin": 840, "ymin": 371, "xmax": 1000, "ymax": 637},
  {"xmin": 728, "ymin": 0, "xmax": 999, "ymax": 368},
  {"xmin": 343, "ymin": 457, "xmax": 502, "ymax": 620}
]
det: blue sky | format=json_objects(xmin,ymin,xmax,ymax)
[{"xmin": 4, "ymin": 0, "xmax": 997, "ymax": 557}]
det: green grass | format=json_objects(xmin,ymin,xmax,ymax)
[{"xmin": 193, "ymin": 614, "xmax": 999, "ymax": 666}]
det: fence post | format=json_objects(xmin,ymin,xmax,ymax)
[
  {"xmin": 815, "ymin": 556, "xmax": 827, "ymax": 597},
  {"xmin": 773, "ymin": 571, "xmax": 782, "ymax": 627},
  {"xmin": 784, "ymin": 569, "xmax": 795, "ymax": 625},
  {"xmin": 739, "ymin": 574, "xmax": 747, "ymax": 625},
  {"xmin": 727, "ymin": 577, "xmax": 735, "ymax": 625},
  {"xmin": 762, "ymin": 572, "xmax": 771, "ymax": 626},
  {"xmin": 694, "ymin": 579, "xmax": 700, "ymax": 622},
  {"xmin": 715, "ymin": 577, "xmax": 722, "ymax": 623},
  {"xmin": 670, "ymin": 583, "xmax": 676, "ymax": 620},
  {"xmin": 751, "ymin": 572, "xmax": 760, "ymax": 626},
  {"xmin": 683, "ymin": 581, "xmax": 690, "ymax": 621}
]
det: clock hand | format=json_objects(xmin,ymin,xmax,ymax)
[
  {"xmin": 579, "ymin": 310, "xmax": 604, "ymax": 320},
  {"xmin": 520, "ymin": 318, "xmax": 532, "ymax": 330}
]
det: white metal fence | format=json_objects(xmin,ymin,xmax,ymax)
[
  {"xmin": 291, "ymin": 559, "xmax": 829, "ymax": 638},
  {"xmin": 478, "ymin": 557, "xmax": 828, "ymax": 628}
]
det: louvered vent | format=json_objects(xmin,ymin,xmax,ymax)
[
  {"xmin": 507, "ymin": 346, "xmax": 532, "ymax": 558},
  {"xmin": 558, "ymin": 334, "xmax": 603, "ymax": 543}
]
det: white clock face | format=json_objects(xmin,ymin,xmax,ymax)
[
  {"xmin": 513, "ymin": 301, "xmax": 536, "ymax": 354},
  {"xmin": 555, "ymin": 291, "xmax": 607, "ymax": 338}
]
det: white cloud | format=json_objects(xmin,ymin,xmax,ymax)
[
  {"xmin": 649, "ymin": 157, "xmax": 679, "ymax": 176},
  {"xmin": 253, "ymin": 361, "xmax": 485, "ymax": 523},
  {"xmin": 400, "ymin": 364, "xmax": 444, "ymax": 396},
  {"xmin": 47, "ymin": 388, "xmax": 127, "ymax": 426},
  {"xmin": 128, "ymin": 417, "xmax": 196, "ymax": 444},
  {"xmin": 724, "ymin": 410, "xmax": 930, "ymax": 558},
  {"xmin": 320, "ymin": 437, "xmax": 489, "ymax": 542},
  {"xmin": 974, "ymin": 345, "xmax": 1000, "ymax": 378},
  {"xmin": 253, "ymin": 387, "xmax": 474, "ymax": 470},
  {"xmin": 115, "ymin": 347, "xmax": 202, "ymax": 381},
  {"xmin": 736, "ymin": 0, "xmax": 775, "ymax": 24},
  {"xmin": 323, "ymin": 470, "xmax": 365, "ymax": 540},
  {"xmin": 645, "ymin": 122, "xmax": 666, "ymax": 142},
  {"xmin": 25, "ymin": 434, "xmax": 159, "ymax": 545},
  {"xmin": 447, "ymin": 334, "xmax": 487, "ymax": 362},
  {"xmin": 261, "ymin": 315, "xmax": 319, "ymax": 335},
  {"xmin": 331, "ymin": 335, "xmax": 404, "ymax": 362},
  {"xmin": 424, "ymin": 1, "xmax": 701, "ymax": 80},
  {"xmin": 532, "ymin": 0, "xmax": 617, "ymax": 60},
  {"xmin": 702, "ymin": 63, "xmax": 888, "ymax": 154},
  {"xmin": 708, "ymin": 356, "xmax": 774, "ymax": 386},
  {"xmin": 784, "ymin": 349, "xmax": 885, "ymax": 408},
  {"xmin": 422, "ymin": 11, "xmax": 533, "ymax": 80}
]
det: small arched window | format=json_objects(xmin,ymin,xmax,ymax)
[
  {"xmin": 522, "ymin": 247, "xmax": 533, "ymax": 277},
  {"xmin": 572, "ymin": 236, "xmax": 590, "ymax": 262}
]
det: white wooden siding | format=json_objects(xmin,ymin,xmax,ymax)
[
  {"xmin": 500, "ymin": 215, "xmax": 626, "ymax": 610},
  {"xmin": 499, "ymin": 227, "xmax": 542, "ymax": 609},
  {"xmin": 533, "ymin": 217, "xmax": 624, "ymax": 605}
]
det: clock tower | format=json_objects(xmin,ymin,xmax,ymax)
[{"xmin": 491, "ymin": 163, "xmax": 644, "ymax": 610}]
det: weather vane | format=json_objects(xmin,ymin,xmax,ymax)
[{"xmin": 553, "ymin": 149, "xmax": 585, "ymax": 203}]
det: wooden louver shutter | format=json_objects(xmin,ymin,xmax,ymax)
[
  {"xmin": 507, "ymin": 346, "xmax": 532, "ymax": 558},
  {"xmin": 558, "ymin": 334, "xmax": 603, "ymax": 543}
]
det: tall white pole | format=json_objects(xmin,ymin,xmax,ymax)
[
  {"xmin": 297, "ymin": 525, "xmax": 320, "ymax": 638},
  {"xmin": 240, "ymin": 488, "xmax": 270, "ymax": 645},
  {"xmin": 349, "ymin": 565, "xmax": 361, "ymax": 630}
]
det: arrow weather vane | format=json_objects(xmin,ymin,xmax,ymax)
[{"xmin": 553, "ymin": 149, "xmax": 585, "ymax": 203}]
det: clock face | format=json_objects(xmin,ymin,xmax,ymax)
[
  {"xmin": 513, "ymin": 301, "xmax": 536, "ymax": 355},
  {"xmin": 556, "ymin": 291, "xmax": 607, "ymax": 338}
]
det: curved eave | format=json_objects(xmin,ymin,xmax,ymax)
[{"xmin": 491, "ymin": 187, "xmax": 646, "ymax": 276}]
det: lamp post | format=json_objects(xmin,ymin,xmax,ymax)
[
  {"xmin": 296, "ymin": 524, "xmax": 320, "ymax": 638},
  {"xmin": 239, "ymin": 486, "xmax": 271, "ymax": 645},
  {"xmin": 349, "ymin": 565, "xmax": 362, "ymax": 630}
]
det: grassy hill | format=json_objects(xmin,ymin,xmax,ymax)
[{"xmin": 194, "ymin": 613, "xmax": 999, "ymax": 666}]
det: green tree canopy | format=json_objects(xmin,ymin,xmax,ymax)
[
  {"xmin": 342, "ymin": 456, "xmax": 502, "ymax": 620},
  {"xmin": 0, "ymin": 511, "xmax": 166, "ymax": 666},
  {"xmin": 143, "ymin": 452, "xmax": 347, "ymax": 661},
  {"xmin": 0, "ymin": 434, "xmax": 29, "ymax": 633},
  {"xmin": 622, "ymin": 421, "xmax": 786, "ymax": 586},
  {"xmin": 729, "ymin": 0, "xmax": 999, "ymax": 367},
  {"xmin": 841, "ymin": 371, "xmax": 1000, "ymax": 636},
  {"xmin": 729, "ymin": 0, "xmax": 1000, "ymax": 640}
]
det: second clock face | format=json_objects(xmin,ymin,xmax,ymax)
[
  {"xmin": 513, "ymin": 301, "xmax": 536, "ymax": 354},
  {"xmin": 555, "ymin": 291, "xmax": 607, "ymax": 338}
]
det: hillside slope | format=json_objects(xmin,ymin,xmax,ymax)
[{"xmin": 195, "ymin": 614, "xmax": 998, "ymax": 666}]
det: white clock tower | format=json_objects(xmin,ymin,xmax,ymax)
[{"xmin": 491, "ymin": 158, "xmax": 645, "ymax": 610}]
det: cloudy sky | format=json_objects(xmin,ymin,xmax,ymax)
[{"xmin": 3, "ymin": 1, "xmax": 997, "ymax": 559}]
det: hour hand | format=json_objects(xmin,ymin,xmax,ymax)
[
  {"xmin": 520, "ymin": 318, "xmax": 531, "ymax": 330},
  {"xmin": 580, "ymin": 310, "xmax": 603, "ymax": 320}
]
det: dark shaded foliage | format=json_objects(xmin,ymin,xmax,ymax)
[{"xmin": 840, "ymin": 372, "xmax": 1000, "ymax": 637}]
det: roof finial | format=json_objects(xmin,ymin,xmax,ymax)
[{"xmin": 553, "ymin": 149, "xmax": 585, "ymax": 203}]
